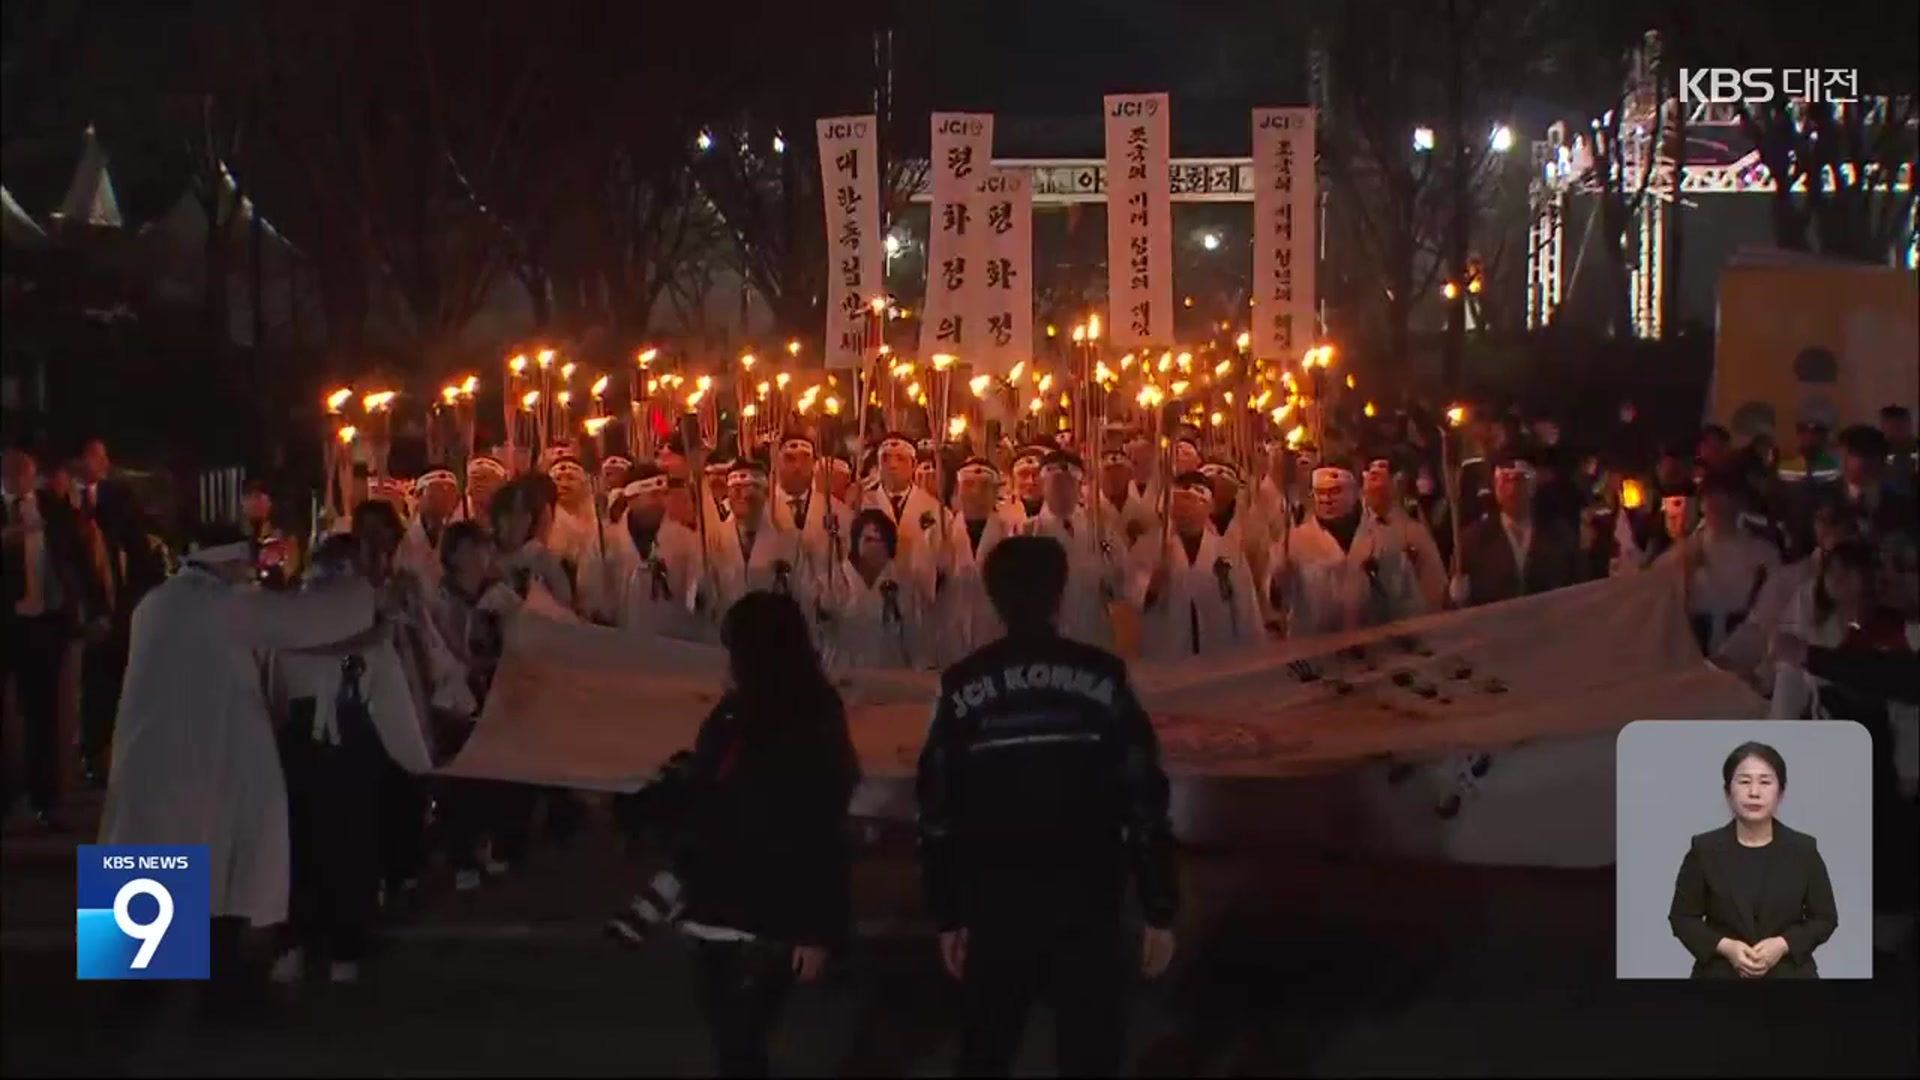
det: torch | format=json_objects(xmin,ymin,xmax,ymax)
[
  {"xmin": 1442, "ymin": 404, "xmax": 1467, "ymax": 580},
  {"xmin": 323, "ymin": 386, "xmax": 353, "ymax": 522}
]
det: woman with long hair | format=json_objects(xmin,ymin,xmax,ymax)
[
  {"xmin": 618, "ymin": 589, "xmax": 859, "ymax": 1077},
  {"xmin": 819, "ymin": 508, "xmax": 932, "ymax": 670}
]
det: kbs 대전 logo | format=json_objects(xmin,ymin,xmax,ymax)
[{"xmin": 75, "ymin": 845, "xmax": 211, "ymax": 980}]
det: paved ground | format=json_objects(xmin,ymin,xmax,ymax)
[{"xmin": 4, "ymin": 795, "xmax": 1916, "ymax": 1077}]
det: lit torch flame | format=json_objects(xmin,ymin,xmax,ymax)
[
  {"xmin": 536, "ymin": 349, "xmax": 555, "ymax": 369},
  {"xmin": 824, "ymin": 396, "xmax": 841, "ymax": 416},
  {"xmin": 686, "ymin": 389, "xmax": 707, "ymax": 409},
  {"xmin": 637, "ymin": 348, "xmax": 659, "ymax": 367},
  {"xmin": 441, "ymin": 386, "xmax": 460, "ymax": 406},
  {"xmin": 969, "ymin": 374, "xmax": 992, "ymax": 398},
  {"xmin": 1621, "ymin": 478, "xmax": 1645, "ymax": 510},
  {"xmin": 931, "ymin": 353, "xmax": 955, "ymax": 371},
  {"xmin": 361, "ymin": 391, "xmax": 395, "ymax": 412},
  {"xmin": 1285, "ymin": 425, "xmax": 1306, "ymax": 448},
  {"xmin": 1008, "ymin": 361, "xmax": 1026, "ymax": 383},
  {"xmin": 584, "ymin": 416, "xmax": 612, "ymax": 436},
  {"xmin": 786, "ymin": 340, "xmax": 800, "ymax": 357},
  {"xmin": 695, "ymin": 375, "xmax": 712, "ymax": 392},
  {"xmin": 948, "ymin": 415, "xmax": 968, "ymax": 437},
  {"xmin": 325, "ymin": 388, "xmax": 353, "ymax": 413},
  {"xmin": 1446, "ymin": 404, "xmax": 1467, "ymax": 427},
  {"xmin": 740, "ymin": 353, "xmax": 756, "ymax": 370},
  {"xmin": 337, "ymin": 425, "xmax": 358, "ymax": 444},
  {"xmin": 1364, "ymin": 400, "xmax": 1377, "ymax": 417},
  {"xmin": 591, "ymin": 375, "xmax": 610, "ymax": 398},
  {"xmin": 561, "ymin": 362, "xmax": 576, "ymax": 380},
  {"xmin": 508, "ymin": 355, "xmax": 528, "ymax": 375},
  {"xmin": 460, "ymin": 375, "xmax": 478, "ymax": 396},
  {"xmin": 521, "ymin": 391, "xmax": 541, "ymax": 409},
  {"xmin": 1236, "ymin": 331, "xmax": 1251, "ymax": 350},
  {"xmin": 557, "ymin": 391, "xmax": 572, "ymax": 408},
  {"xmin": 1087, "ymin": 314, "xmax": 1101, "ymax": 341}
]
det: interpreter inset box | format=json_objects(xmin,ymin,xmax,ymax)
[{"xmin": 1615, "ymin": 720, "xmax": 1873, "ymax": 980}]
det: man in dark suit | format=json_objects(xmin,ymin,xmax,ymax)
[
  {"xmin": 3, "ymin": 448, "xmax": 99, "ymax": 828},
  {"xmin": 72, "ymin": 438, "xmax": 140, "ymax": 784},
  {"xmin": 1447, "ymin": 451, "xmax": 1585, "ymax": 608}
]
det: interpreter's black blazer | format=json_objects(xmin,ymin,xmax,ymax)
[{"xmin": 1667, "ymin": 820, "xmax": 1838, "ymax": 979}]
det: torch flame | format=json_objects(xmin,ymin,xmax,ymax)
[
  {"xmin": 1446, "ymin": 404, "xmax": 1467, "ymax": 427},
  {"xmin": 756, "ymin": 381, "xmax": 771, "ymax": 398},
  {"xmin": 460, "ymin": 375, "xmax": 478, "ymax": 395},
  {"xmin": 1071, "ymin": 325, "xmax": 1086, "ymax": 344},
  {"xmin": 1364, "ymin": 400, "xmax": 1377, "ymax": 417},
  {"xmin": 824, "ymin": 396, "xmax": 841, "ymax": 416},
  {"xmin": 557, "ymin": 391, "xmax": 572, "ymax": 408},
  {"xmin": 948, "ymin": 415, "xmax": 968, "ymax": 437},
  {"xmin": 740, "ymin": 404, "xmax": 758, "ymax": 418},
  {"xmin": 561, "ymin": 362, "xmax": 576, "ymax": 380},
  {"xmin": 1008, "ymin": 361, "xmax": 1026, "ymax": 383},
  {"xmin": 786, "ymin": 340, "xmax": 801, "ymax": 356},
  {"xmin": 646, "ymin": 378, "xmax": 659, "ymax": 395},
  {"xmin": 1285, "ymin": 425, "xmax": 1306, "ymax": 448},
  {"xmin": 441, "ymin": 386, "xmax": 460, "ymax": 405},
  {"xmin": 1236, "ymin": 331, "xmax": 1251, "ymax": 350},
  {"xmin": 1214, "ymin": 360, "xmax": 1233, "ymax": 377},
  {"xmin": 521, "ymin": 391, "xmax": 541, "ymax": 408},
  {"xmin": 508, "ymin": 355, "xmax": 528, "ymax": 374},
  {"xmin": 969, "ymin": 374, "xmax": 992, "ymax": 397},
  {"xmin": 591, "ymin": 375, "xmax": 610, "ymax": 397},
  {"xmin": 686, "ymin": 388, "xmax": 707, "ymax": 409},
  {"xmin": 1087, "ymin": 314, "xmax": 1102, "ymax": 341},
  {"xmin": 869, "ymin": 296, "xmax": 887, "ymax": 314},
  {"xmin": 1176, "ymin": 352, "xmax": 1193, "ymax": 372},
  {"xmin": 1120, "ymin": 353, "xmax": 1136, "ymax": 370},
  {"xmin": 584, "ymin": 416, "xmax": 612, "ymax": 436},
  {"xmin": 1621, "ymin": 478, "xmax": 1646, "ymax": 510},
  {"xmin": 695, "ymin": 375, "xmax": 712, "ymax": 392},
  {"xmin": 740, "ymin": 353, "xmax": 756, "ymax": 370},
  {"xmin": 325, "ymin": 388, "xmax": 353, "ymax": 413},
  {"xmin": 362, "ymin": 391, "xmax": 395, "ymax": 412},
  {"xmin": 536, "ymin": 349, "xmax": 555, "ymax": 368},
  {"xmin": 1170, "ymin": 380, "xmax": 1190, "ymax": 397},
  {"xmin": 337, "ymin": 425, "xmax": 358, "ymax": 444},
  {"xmin": 637, "ymin": 348, "xmax": 659, "ymax": 367},
  {"xmin": 931, "ymin": 353, "xmax": 956, "ymax": 371},
  {"xmin": 776, "ymin": 372, "xmax": 792, "ymax": 389},
  {"xmin": 1157, "ymin": 351, "xmax": 1173, "ymax": 373},
  {"xmin": 1028, "ymin": 397, "xmax": 1044, "ymax": 414},
  {"xmin": 1345, "ymin": 374, "xmax": 1356, "ymax": 389},
  {"xmin": 1037, "ymin": 374, "xmax": 1053, "ymax": 393},
  {"xmin": 1210, "ymin": 411, "xmax": 1225, "ymax": 427},
  {"xmin": 906, "ymin": 382, "xmax": 922, "ymax": 400}
]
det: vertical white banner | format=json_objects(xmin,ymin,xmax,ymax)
[
  {"xmin": 1252, "ymin": 107, "xmax": 1316, "ymax": 362},
  {"xmin": 817, "ymin": 115, "xmax": 883, "ymax": 370},
  {"xmin": 1104, "ymin": 93, "xmax": 1173, "ymax": 347},
  {"xmin": 922, "ymin": 112, "xmax": 995, "ymax": 359},
  {"xmin": 973, "ymin": 167, "xmax": 1032, "ymax": 377}
]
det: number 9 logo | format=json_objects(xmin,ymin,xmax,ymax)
[{"xmin": 112, "ymin": 878, "xmax": 174, "ymax": 970}]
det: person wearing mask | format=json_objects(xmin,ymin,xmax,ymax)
[
  {"xmin": 1016, "ymin": 450, "xmax": 1129, "ymax": 650},
  {"xmin": 1666, "ymin": 470, "xmax": 1780, "ymax": 656},
  {"xmin": 102, "ymin": 523, "xmax": 379, "ymax": 988},
  {"xmin": 863, "ymin": 433, "xmax": 944, "ymax": 556},
  {"xmin": 929, "ymin": 457, "xmax": 1015, "ymax": 664},
  {"xmin": 1666, "ymin": 741, "xmax": 1838, "ymax": 978},
  {"xmin": 600, "ymin": 454, "xmax": 633, "ymax": 497},
  {"xmin": 819, "ymin": 509, "xmax": 932, "ymax": 670},
  {"xmin": 1448, "ymin": 452, "xmax": 1585, "ymax": 608},
  {"xmin": 545, "ymin": 451, "xmax": 608, "ymax": 593},
  {"xmin": 1135, "ymin": 472, "xmax": 1260, "ymax": 659},
  {"xmin": 917, "ymin": 536, "xmax": 1178, "ymax": 1076},
  {"xmin": 604, "ymin": 464, "xmax": 706, "ymax": 638},
  {"xmin": 394, "ymin": 466, "xmax": 461, "ymax": 588},
  {"xmin": 705, "ymin": 457, "xmax": 806, "ymax": 622},
  {"xmin": 643, "ymin": 590, "xmax": 858, "ymax": 1077},
  {"xmin": 464, "ymin": 455, "xmax": 510, "ymax": 529}
]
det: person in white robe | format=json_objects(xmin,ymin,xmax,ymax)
[
  {"xmin": 863, "ymin": 433, "xmax": 944, "ymax": 561},
  {"xmin": 495, "ymin": 477, "xmax": 576, "ymax": 612},
  {"xmin": 1135, "ymin": 472, "xmax": 1261, "ymax": 659},
  {"xmin": 1017, "ymin": 450, "xmax": 1130, "ymax": 649},
  {"xmin": 1661, "ymin": 471, "xmax": 1780, "ymax": 655},
  {"xmin": 769, "ymin": 432, "xmax": 853, "ymax": 594},
  {"xmin": 1000, "ymin": 445, "xmax": 1048, "ymax": 523},
  {"xmin": 99, "ymin": 531, "xmax": 377, "ymax": 933},
  {"xmin": 464, "ymin": 455, "xmax": 509, "ymax": 529},
  {"xmin": 1095, "ymin": 446, "xmax": 1159, "ymax": 547},
  {"xmin": 545, "ymin": 452, "xmax": 610, "ymax": 595},
  {"xmin": 1125, "ymin": 430, "xmax": 1163, "ymax": 521},
  {"xmin": 929, "ymin": 457, "xmax": 1015, "ymax": 663},
  {"xmin": 827, "ymin": 454, "xmax": 857, "ymax": 508},
  {"xmin": 1352, "ymin": 455, "xmax": 1447, "ymax": 617},
  {"xmin": 394, "ymin": 467, "xmax": 462, "ymax": 588},
  {"xmin": 819, "ymin": 509, "xmax": 934, "ymax": 670},
  {"xmin": 601, "ymin": 454, "xmax": 633, "ymax": 495},
  {"xmin": 1768, "ymin": 540, "xmax": 1880, "ymax": 719},
  {"xmin": 704, "ymin": 457, "xmax": 807, "ymax": 620},
  {"xmin": 608, "ymin": 467, "xmax": 707, "ymax": 639}
]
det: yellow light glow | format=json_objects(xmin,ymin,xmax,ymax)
[
  {"xmin": 907, "ymin": 382, "xmax": 922, "ymax": 399},
  {"xmin": 1468, "ymin": 277, "xmax": 1483, "ymax": 295},
  {"xmin": 740, "ymin": 353, "xmax": 757, "ymax": 370},
  {"xmin": 1094, "ymin": 362, "xmax": 1113, "ymax": 382},
  {"xmin": 777, "ymin": 372, "xmax": 792, "ymax": 389},
  {"xmin": 1236, "ymin": 331, "xmax": 1251, "ymax": 350},
  {"xmin": 695, "ymin": 375, "xmax": 713, "ymax": 392},
  {"xmin": 825, "ymin": 396, "xmax": 841, "ymax": 415},
  {"xmin": 1253, "ymin": 389, "xmax": 1272, "ymax": 409},
  {"xmin": 591, "ymin": 375, "xmax": 610, "ymax": 397},
  {"xmin": 1037, "ymin": 374, "xmax": 1054, "ymax": 392},
  {"xmin": 755, "ymin": 381, "xmax": 771, "ymax": 399},
  {"xmin": 1045, "ymin": 325, "xmax": 1057, "ymax": 338},
  {"xmin": 336, "ymin": 425, "xmax": 357, "ymax": 444},
  {"xmin": 686, "ymin": 389, "xmax": 707, "ymax": 409},
  {"xmin": 870, "ymin": 296, "xmax": 887, "ymax": 314},
  {"xmin": 646, "ymin": 378, "xmax": 659, "ymax": 394},
  {"xmin": 1271, "ymin": 401, "xmax": 1294, "ymax": 422},
  {"xmin": 1214, "ymin": 360, "xmax": 1232, "ymax": 377},
  {"xmin": 1285, "ymin": 425, "xmax": 1306, "ymax": 448},
  {"xmin": 521, "ymin": 391, "xmax": 541, "ymax": 408},
  {"xmin": 1210, "ymin": 411, "xmax": 1224, "ymax": 427},
  {"xmin": 361, "ymin": 391, "xmax": 395, "ymax": 412},
  {"xmin": 1170, "ymin": 380, "xmax": 1190, "ymax": 397},
  {"xmin": 584, "ymin": 416, "xmax": 612, "ymax": 435},
  {"xmin": 878, "ymin": 344, "xmax": 892, "ymax": 356},
  {"xmin": 1224, "ymin": 391, "xmax": 1236, "ymax": 406},
  {"xmin": 460, "ymin": 375, "xmax": 479, "ymax": 395},
  {"xmin": 1446, "ymin": 404, "xmax": 1467, "ymax": 427},
  {"xmin": 1008, "ymin": 361, "xmax": 1027, "ymax": 383},
  {"xmin": 1443, "ymin": 281, "xmax": 1460, "ymax": 300},
  {"xmin": 1157, "ymin": 352, "xmax": 1173, "ymax": 373},
  {"xmin": 948, "ymin": 415, "xmax": 968, "ymax": 437},
  {"xmin": 1621, "ymin": 478, "xmax": 1645, "ymax": 510},
  {"xmin": 1345, "ymin": 374, "xmax": 1356, "ymax": 389},
  {"xmin": 969, "ymin": 374, "xmax": 992, "ymax": 397},
  {"xmin": 508, "ymin": 355, "xmax": 528, "ymax": 375},
  {"xmin": 1120, "ymin": 353, "xmax": 1136, "ymax": 370},
  {"xmin": 1058, "ymin": 392, "xmax": 1071, "ymax": 408},
  {"xmin": 1072, "ymin": 325, "xmax": 1086, "ymax": 344},
  {"xmin": 1028, "ymin": 397, "xmax": 1044, "ymax": 414},
  {"xmin": 561, "ymin": 362, "xmax": 577, "ymax": 380},
  {"xmin": 637, "ymin": 348, "xmax": 659, "ymax": 366},
  {"xmin": 931, "ymin": 353, "xmax": 956, "ymax": 371},
  {"xmin": 786, "ymin": 340, "xmax": 801, "ymax": 356},
  {"xmin": 1364, "ymin": 401, "xmax": 1377, "ymax": 417},
  {"xmin": 536, "ymin": 349, "xmax": 555, "ymax": 368},
  {"xmin": 557, "ymin": 391, "xmax": 572, "ymax": 408},
  {"xmin": 325, "ymin": 388, "xmax": 353, "ymax": 413},
  {"xmin": 441, "ymin": 386, "xmax": 460, "ymax": 405},
  {"xmin": 740, "ymin": 404, "xmax": 758, "ymax": 418},
  {"xmin": 1087, "ymin": 314, "xmax": 1102, "ymax": 341}
]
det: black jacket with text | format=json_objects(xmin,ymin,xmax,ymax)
[{"xmin": 915, "ymin": 628, "xmax": 1178, "ymax": 931}]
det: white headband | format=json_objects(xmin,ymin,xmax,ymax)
[
  {"xmin": 726, "ymin": 468, "xmax": 767, "ymax": 488},
  {"xmin": 1199, "ymin": 462, "xmax": 1240, "ymax": 483},
  {"xmin": 879, "ymin": 437, "xmax": 914, "ymax": 454},
  {"xmin": 622, "ymin": 475, "xmax": 670, "ymax": 497},
  {"xmin": 958, "ymin": 462, "xmax": 999, "ymax": 480},
  {"xmin": 1041, "ymin": 460, "xmax": 1083, "ymax": 477},
  {"xmin": 829, "ymin": 459, "xmax": 853, "ymax": 476},
  {"xmin": 1174, "ymin": 479, "xmax": 1214, "ymax": 499},
  {"xmin": 1662, "ymin": 495, "xmax": 1689, "ymax": 511},
  {"xmin": 467, "ymin": 457, "xmax": 508, "ymax": 478},
  {"xmin": 417, "ymin": 469, "xmax": 457, "ymax": 488},
  {"xmin": 780, "ymin": 439, "xmax": 816, "ymax": 455},
  {"xmin": 549, "ymin": 460, "xmax": 586, "ymax": 479},
  {"xmin": 602, "ymin": 456, "xmax": 633, "ymax": 470},
  {"xmin": 1493, "ymin": 461, "xmax": 1536, "ymax": 481},
  {"xmin": 1311, "ymin": 467, "xmax": 1355, "ymax": 490}
]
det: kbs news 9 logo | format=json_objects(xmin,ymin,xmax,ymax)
[{"xmin": 75, "ymin": 845, "xmax": 210, "ymax": 980}]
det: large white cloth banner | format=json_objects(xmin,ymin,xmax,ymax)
[
  {"xmin": 816, "ymin": 115, "xmax": 883, "ymax": 370},
  {"xmin": 1104, "ymin": 93, "xmax": 1173, "ymax": 347},
  {"xmin": 973, "ymin": 167, "xmax": 1032, "ymax": 377},
  {"xmin": 921, "ymin": 113, "xmax": 994, "ymax": 359},
  {"xmin": 1252, "ymin": 107, "xmax": 1316, "ymax": 362}
]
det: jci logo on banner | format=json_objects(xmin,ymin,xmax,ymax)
[{"xmin": 76, "ymin": 845, "xmax": 210, "ymax": 980}]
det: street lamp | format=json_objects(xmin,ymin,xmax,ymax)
[
  {"xmin": 884, "ymin": 233, "xmax": 902, "ymax": 256},
  {"xmin": 1489, "ymin": 124, "xmax": 1514, "ymax": 153},
  {"xmin": 695, "ymin": 131, "xmax": 713, "ymax": 152},
  {"xmin": 1413, "ymin": 126, "xmax": 1437, "ymax": 153}
]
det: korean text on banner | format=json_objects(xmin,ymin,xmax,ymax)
[
  {"xmin": 1252, "ymin": 108, "xmax": 1316, "ymax": 361},
  {"xmin": 1104, "ymin": 93, "xmax": 1173, "ymax": 347},
  {"xmin": 922, "ymin": 113, "xmax": 995, "ymax": 359},
  {"xmin": 974, "ymin": 167, "xmax": 1032, "ymax": 377},
  {"xmin": 816, "ymin": 115, "xmax": 883, "ymax": 370}
]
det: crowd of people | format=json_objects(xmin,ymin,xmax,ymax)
[{"xmin": 2, "ymin": 391, "xmax": 1916, "ymax": 1074}]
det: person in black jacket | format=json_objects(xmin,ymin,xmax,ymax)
[
  {"xmin": 917, "ymin": 535, "xmax": 1178, "ymax": 1077},
  {"xmin": 653, "ymin": 589, "xmax": 859, "ymax": 1078}
]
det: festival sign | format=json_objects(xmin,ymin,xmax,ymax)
[
  {"xmin": 1252, "ymin": 107, "xmax": 1317, "ymax": 361},
  {"xmin": 816, "ymin": 115, "xmax": 883, "ymax": 369},
  {"xmin": 921, "ymin": 112, "xmax": 995, "ymax": 358},
  {"xmin": 1103, "ymin": 93, "xmax": 1173, "ymax": 347},
  {"xmin": 974, "ymin": 167, "xmax": 1033, "ymax": 377}
]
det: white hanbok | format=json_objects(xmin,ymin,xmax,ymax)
[
  {"xmin": 1017, "ymin": 506, "xmax": 1129, "ymax": 649},
  {"xmin": 703, "ymin": 507, "xmax": 808, "ymax": 618},
  {"xmin": 1098, "ymin": 487, "xmax": 1160, "ymax": 548},
  {"xmin": 928, "ymin": 512, "xmax": 1015, "ymax": 663},
  {"xmin": 1133, "ymin": 527, "xmax": 1262, "ymax": 660},
  {"xmin": 818, "ymin": 558, "xmax": 933, "ymax": 670},
  {"xmin": 547, "ymin": 501, "xmax": 609, "ymax": 591},
  {"xmin": 771, "ymin": 485, "xmax": 854, "ymax": 598},
  {"xmin": 1665, "ymin": 526, "xmax": 1780, "ymax": 654},
  {"xmin": 611, "ymin": 519, "xmax": 708, "ymax": 640},
  {"xmin": 394, "ymin": 514, "xmax": 452, "ymax": 590},
  {"xmin": 863, "ymin": 482, "xmax": 945, "ymax": 560},
  {"xmin": 1269, "ymin": 508, "xmax": 1439, "ymax": 638},
  {"xmin": 100, "ymin": 570, "xmax": 376, "ymax": 927},
  {"xmin": 270, "ymin": 628, "xmax": 437, "ymax": 775}
]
